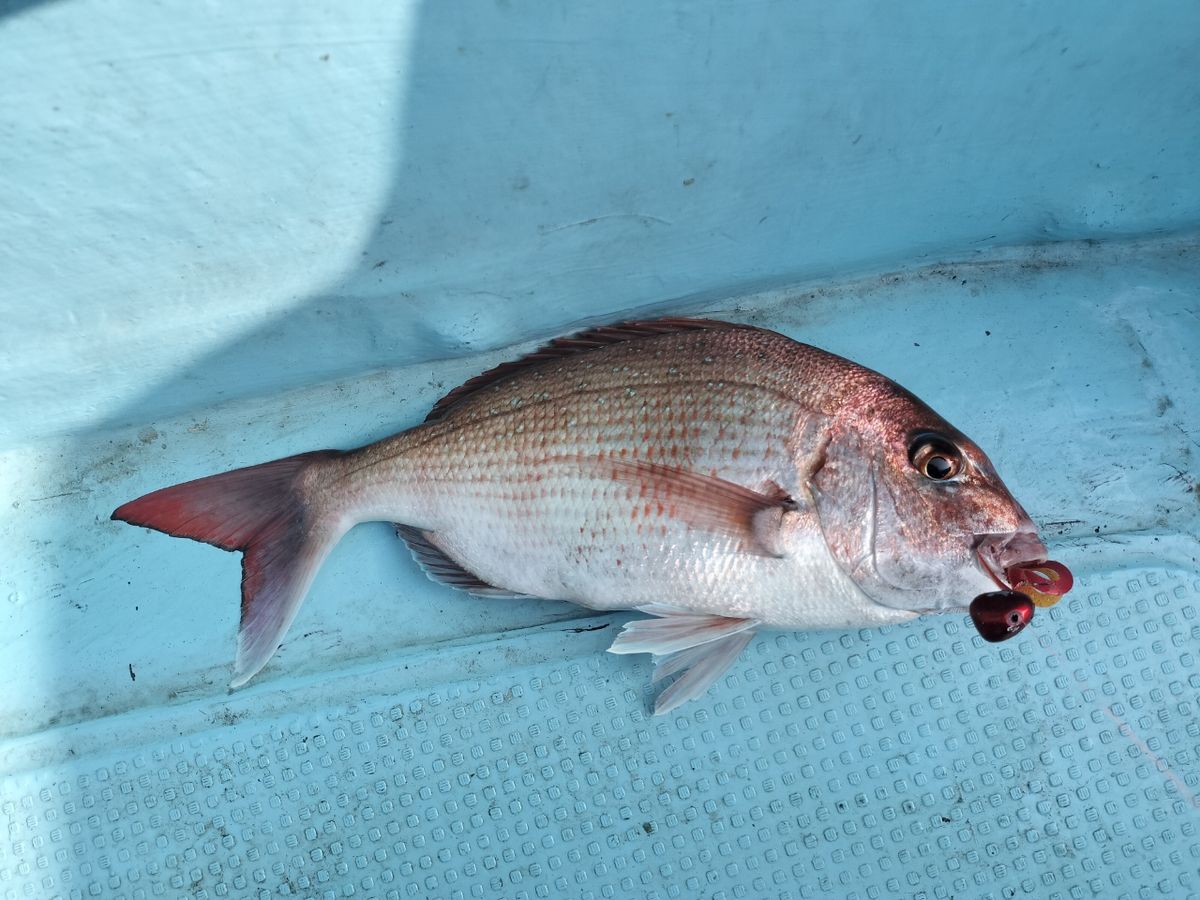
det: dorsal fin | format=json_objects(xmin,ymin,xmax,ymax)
[{"xmin": 424, "ymin": 317, "xmax": 742, "ymax": 422}]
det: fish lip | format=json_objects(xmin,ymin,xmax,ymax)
[
  {"xmin": 975, "ymin": 546, "xmax": 1011, "ymax": 591},
  {"xmin": 974, "ymin": 527, "xmax": 1049, "ymax": 592}
]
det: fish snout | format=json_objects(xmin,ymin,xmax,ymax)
[{"xmin": 998, "ymin": 527, "xmax": 1049, "ymax": 574}]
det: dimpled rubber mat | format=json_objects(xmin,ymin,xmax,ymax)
[{"xmin": 3, "ymin": 555, "xmax": 1199, "ymax": 900}]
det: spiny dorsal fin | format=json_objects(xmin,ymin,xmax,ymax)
[{"xmin": 425, "ymin": 317, "xmax": 743, "ymax": 422}]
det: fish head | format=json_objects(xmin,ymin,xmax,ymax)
[{"xmin": 809, "ymin": 385, "xmax": 1049, "ymax": 613}]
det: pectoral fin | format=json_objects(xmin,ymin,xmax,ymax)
[
  {"xmin": 606, "ymin": 459, "xmax": 796, "ymax": 557},
  {"xmin": 608, "ymin": 604, "xmax": 759, "ymax": 714}
]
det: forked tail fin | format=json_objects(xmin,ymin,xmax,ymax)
[{"xmin": 112, "ymin": 450, "xmax": 347, "ymax": 687}]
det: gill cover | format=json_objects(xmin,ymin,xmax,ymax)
[
  {"xmin": 810, "ymin": 427, "xmax": 905, "ymax": 604},
  {"xmin": 808, "ymin": 426, "xmax": 992, "ymax": 611}
]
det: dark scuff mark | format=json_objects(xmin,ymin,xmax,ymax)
[
  {"xmin": 1176, "ymin": 424, "xmax": 1200, "ymax": 451},
  {"xmin": 567, "ymin": 622, "xmax": 610, "ymax": 634},
  {"xmin": 31, "ymin": 490, "xmax": 90, "ymax": 502},
  {"xmin": 128, "ymin": 663, "xmax": 136, "ymax": 682},
  {"xmin": 1162, "ymin": 463, "xmax": 1196, "ymax": 498},
  {"xmin": 1043, "ymin": 519, "xmax": 1084, "ymax": 529}
]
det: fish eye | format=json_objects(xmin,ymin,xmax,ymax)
[{"xmin": 908, "ymin": 433, "xmax": 963, "ymax": 481}]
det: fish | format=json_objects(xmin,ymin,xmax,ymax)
[{"xmin": 112, "ymin": 318, "xmax": 1071, "ymax": 714}]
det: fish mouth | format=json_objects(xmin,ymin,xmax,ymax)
[{"xmin": 974, "ymin": 527, "xmax": 1073, "ymax": 604}]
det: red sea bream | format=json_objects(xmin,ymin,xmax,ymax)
[{"xmin": 113, "ymin": 319, "xmax": 1071, "ymax": 713}]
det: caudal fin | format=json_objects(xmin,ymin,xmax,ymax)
[{"xmin": 112, "ymin": 450, "xmax": 347, "ymax": 687}]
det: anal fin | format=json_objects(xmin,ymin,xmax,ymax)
[{"xmin": 395, "ymin": 525, "xmax": 531, "ymax": 599}]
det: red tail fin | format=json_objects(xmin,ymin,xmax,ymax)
[{"xmin": 112, "ymin": 450, "xmax": 346, "ymax": 687}]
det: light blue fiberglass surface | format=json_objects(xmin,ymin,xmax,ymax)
[{"xmin": 2, "ymin": 2, "xmax": 1199, "ymax": 899}]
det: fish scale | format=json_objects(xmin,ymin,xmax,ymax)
[
  {"xmin": 112, "ymin": 318, "xmax": 1066, "ymax": 713},
  {"xmin": 344, "ymin": 334, "xmax": 824, "ymax": 620}
]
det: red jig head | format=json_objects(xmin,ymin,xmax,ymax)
[{"xmin": 970, "ymin": 590, "xmax": 1035, "ymax": 642}]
